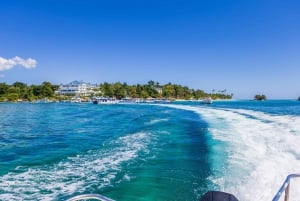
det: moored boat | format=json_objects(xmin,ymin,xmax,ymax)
[
  {"xmin": 92, "ymin": 97, "xmax": 119, "ymax": 104},
  {"xmin": 201, "ymin": 97, "xmax": 213, "ymax": 104}
]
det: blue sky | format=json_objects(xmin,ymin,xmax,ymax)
[{"xmin": 0, "ymin": 0, "xmax": 299, "ymax": 99}]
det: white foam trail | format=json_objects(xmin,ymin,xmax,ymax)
[
  {"xmin": 145, "ymin": 118, "xmax": 169, "ymax": 125},
  {"xmin": 159, "ymin": 104, "xmax": 300, "ymax": 201},
  {"xmin": 0, "ymin": 132, "xmax": 150, "ymax": 201}
]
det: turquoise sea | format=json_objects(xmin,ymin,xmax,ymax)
[{"xmin": 1, "ymin": 100, "xmax": 300, "ymax": 201}]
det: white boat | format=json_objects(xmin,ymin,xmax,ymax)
[
  {"xmin": 92, "ymin": 97, "xmax": 119, "ymax": 104},
  {"xmin": 70, "ymin": 97, "xmax": 82, "ymax": 103},
  {"xmin": 120, "ymin": 97, "xmax": 140, "ymax": 104},
  {"xmin": 201, "ymin": 97, "xmax": 213, "ymax": 104}
]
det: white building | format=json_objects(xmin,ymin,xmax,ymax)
[{"xmin": 57, "ymin": 81, "xmax": 94, "ymax": 96}]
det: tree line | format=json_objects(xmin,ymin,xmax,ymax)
[
  {"xmin": 0, "ymin": 80, "xmax": 233, "ymax": 102},
  {"xmin": 99, "ymin": 81, "xmax": 233, "ymax": 100},
  {"xmin": 0, "ymin": 82, "xmax": 59, "ymax": 102}
]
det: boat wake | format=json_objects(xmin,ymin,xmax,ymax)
[{"xmin": 159, "ymin": 104, "xmax": 300, "ymax": 201}]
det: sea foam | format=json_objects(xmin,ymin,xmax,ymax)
[
  {"xmin": 160, "ymin": 104, "xmax": 300, "ymax": 201},
  {"xmin": 0, "ymin": 132, "xmax": 151, "ymax": 200}
]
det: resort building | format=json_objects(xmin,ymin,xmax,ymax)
[{"xmin": 56, "ymin": 81, "xmax": 97, "ymax": 96}]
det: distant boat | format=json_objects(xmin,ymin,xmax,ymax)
[
  {"xmin": 201, "ymin": 97, "xmax": 213, "ymax": 104},
  {"xmin": 120, "ymin": 97, "xmax": 136, "ymax": 104},
  {"xmin": 120, "ymin": 97, "xmax": 142, "ymax": 104},
  {"xmin": 70, "ymin": 97, "xmax": 81, "ymax": 103},
  {"xmin": 92, "ymin": 97, "xmax": 118, "ymax": 104}
]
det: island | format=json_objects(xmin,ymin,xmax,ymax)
[{"xmin": 254, "ymin": 94, "xmax": 267, "ymax": 101}]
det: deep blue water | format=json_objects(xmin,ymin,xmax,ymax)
[{"xmin": 0, "ymin": 100, "xmax": 300, "ymax": 200}]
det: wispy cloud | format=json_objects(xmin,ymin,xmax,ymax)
[{"xmin": 0, "ymin": 56, "xmax": 37, "ymax": 71}]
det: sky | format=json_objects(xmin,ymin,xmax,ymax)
[{"xmin": 0, "ymin": 0, "xmax": 299, "ymax": 99}]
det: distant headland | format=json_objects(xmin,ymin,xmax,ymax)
[{"xmin": 0, "ymin": 80, "xmax": 233, "ymax": 102}]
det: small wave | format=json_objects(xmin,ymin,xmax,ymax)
[
  {"xmin": 0, "ymin": 132, "xmax": 151, "ymax": 201},
  {"xmin": 145, "ymin": 118, "xmax": 169, "ymax": 125}
]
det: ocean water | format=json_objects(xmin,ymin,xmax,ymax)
[{"xmin": 0, "ymin": 100, "xmax": 300, "ymax": 201}]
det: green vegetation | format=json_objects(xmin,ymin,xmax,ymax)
[
  {"xmin": 254, "ymin": 94, "xmax": 267, "ymax": 101},
  {"xmin": 0, "ymin": 80, "xmax": 233, "ymax": 102},
  {"xmin": 99, "ymin": 80, "xmax": 233, "ymax": 100},
  {"xmin": 0, "ymin": 82, "xmax": 59, "ymax": 102}
]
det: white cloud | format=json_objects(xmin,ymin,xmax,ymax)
[{"xmin": 0, "ymin": 56, "xmax": 37, "ymax": 71}]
